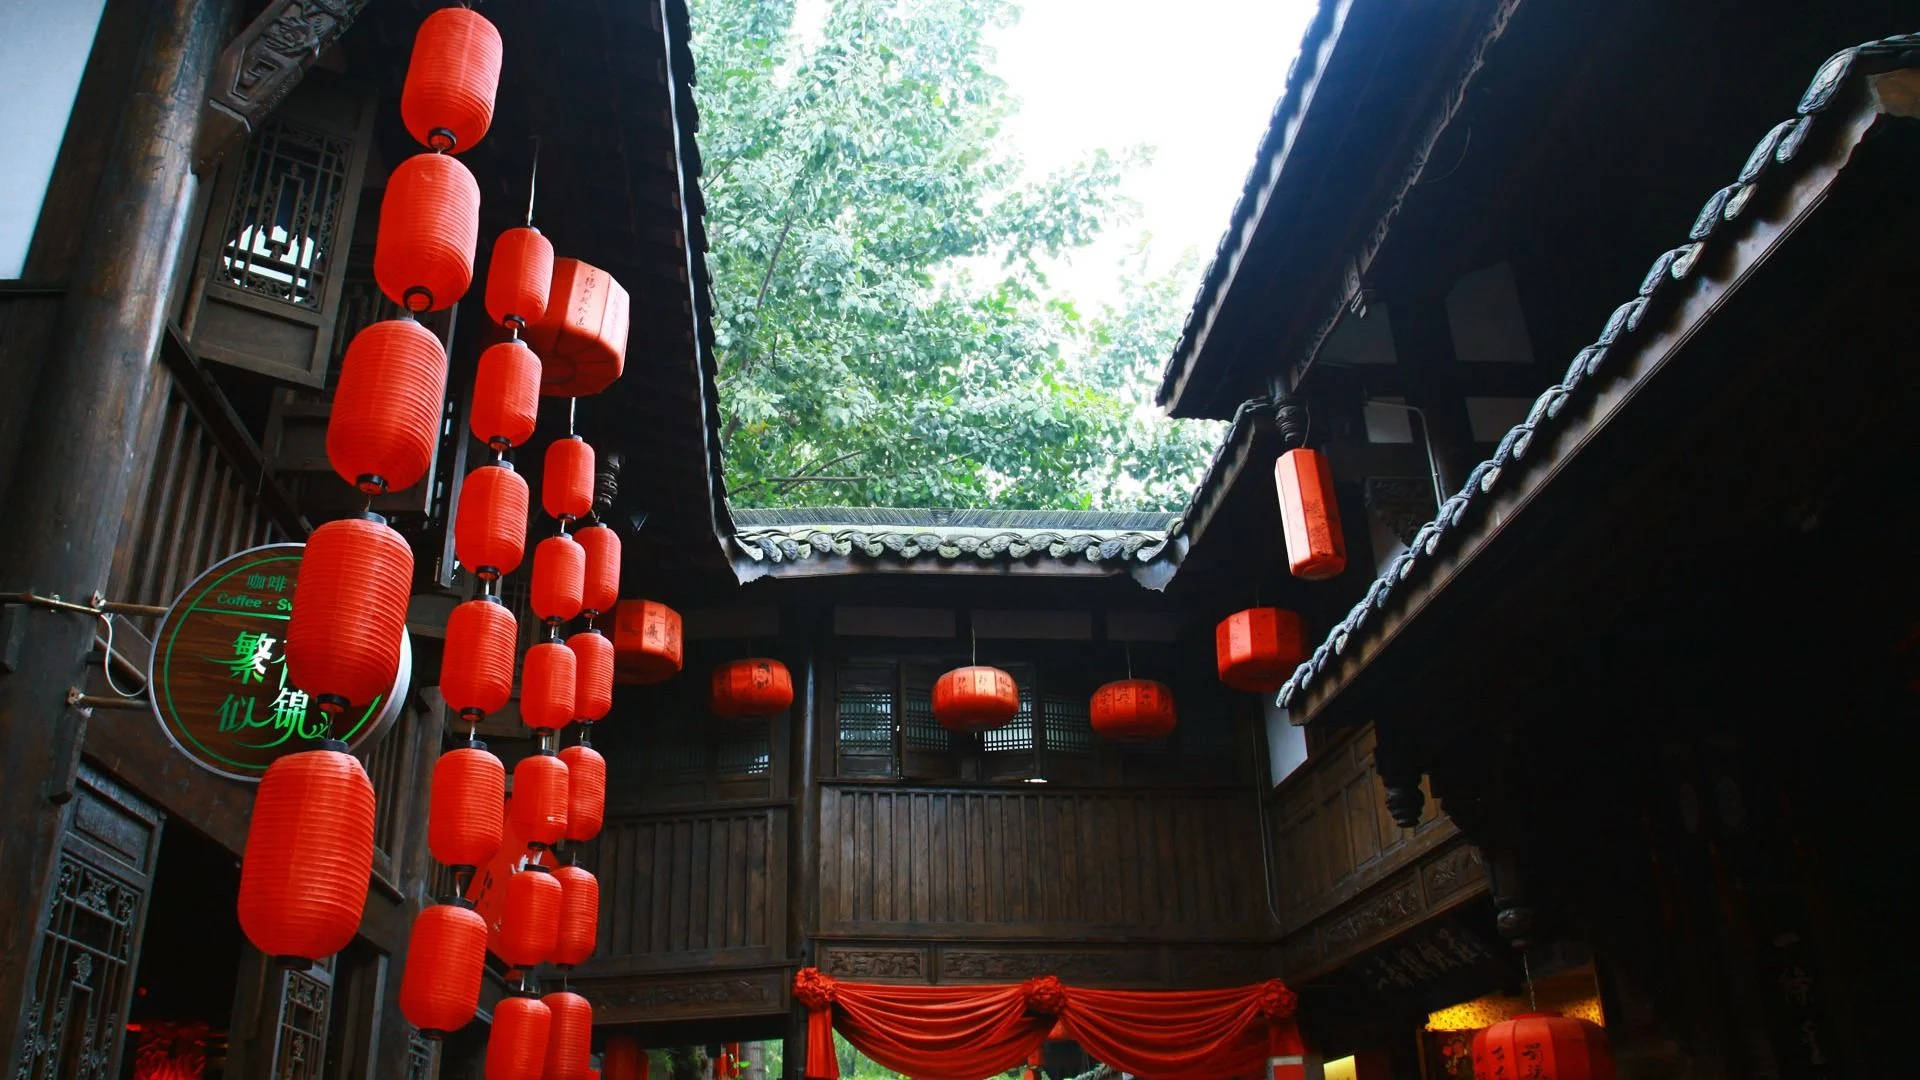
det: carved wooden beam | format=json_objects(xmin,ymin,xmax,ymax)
[{"xmin": 194, "ymin": 0, "xmax": 373, "ymax": 171}]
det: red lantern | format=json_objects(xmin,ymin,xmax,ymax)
[
  {"xmin": 400, "ymin": 6, "xmax": 501, "ymax": 153},
  {"xmin": 521, "ymin": 640, "xmax": 576, "ymax": 733},
  {"xmin": 612, "ymin": 600, "xmax": 683, "ymax": 684},
  {"xmin": 567, "ymin": 630, "xmax": 614, "ymax": 723},
  {"xmin": 531, "ymin": 534, "xmax": 585, "ymax": 624},
  {"xmin": 485, "ymin": 227, "xmax": 553, "ymax": 329},
  {"xmin": 1274, "ymin": 448, "xmax": 1347, "ymax": 580},
  {"xmin": 1473, "ymin": 1012, "xmax": 1614, "ymax": 1080},
  {"xmin": 557, "ymin": 743, "xmax": 605, "ymax": 843},
  {"xmin": 443, "ymin": 597, "xmax": 516, "ymax": 720},
  {"xmin": 542, "ymin": 436, "xmax": 595, "ymax": 521},
  {"xmin": 551, "ymin": 864, "xmax": 599, "ymax": 967},
  {"xmin": 542, "ymin": 991, "xmax": 593, "ymax": 1080},
  {"xmin": 454, "ymin": 463, "xmax": 529, "ymax": 580},
  {"xmin": 933, "ymin": 665, "xmax": 1018, "ymax": 733},
  {"xmin": 375, "ymin": 152, "xmax": 480, "ymax": 313},
  {"xmin": 400, "ymin": 901, "xmax": 487, "ymax": 1037},
  {"xmin": 498, "ymin": 864, "xmax": 560, "ymax": 969},
  {"xmin": 327, "ymin": 318, "xmax": 447, "ymax": 495},
  {"xmin": 486, "ymin": 995, "xmax": 551, "ymax": 1080},
  {"xmin": 526, "ymin": 259, "xmax": 629, "ymax": 397},
  {"xmin": 237, "ymin": 744, "xmax": 375, "ymax": 964},
  {"xmin": 710, "ymin": 659, "xmax": 794, "ymax": 719},
  {"xmin": 575, "ymin": 524, "xmax": 620, "ymax": 617},
  {"xmin": 428, "ymin": 742, "xmax": 505, "ymax": 870},
  {"xmin": 509, "ymin": 750, "xmax": 569, "ymax": 848},
  {"xmin": 601, "ymin": 1037, "xmax": 647, "ymax": 1080},
  {"xmin": 470, "ymin": 340, "xmax": 541, "ymax": 451},
  {"xmin": 1089, "ymin": 679, "xmax": 1177, "ymax": 740},
  {"xmin": 1215, "ymin": 607, "xmax": 1306, "ymax": 693},
  {"xmin": 286, "ymin": 516, "xmax": 411, "ymax": 715}
]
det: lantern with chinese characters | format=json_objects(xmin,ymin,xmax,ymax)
[
  {"xmin": 1089, "ymin": 679, "xmax": 1176, "ymax": 740},
  {"xmin": 1215, "ymin": 607, "xmax": 1306, "ymax": 693},
  {"xmin": 613, "ymin": 599, "xmax": 683, "ymax": 684},
  {"xmin": 399, "ymin": 901, "xmax": 487, "ymax": 1037},
  {"xmin": 710, "ymin": 658, "xmax": 794, "ymax": 719},
  {"xmin": 1471, "ymin": 1012, "xmax": 1614, "ymax": 1080},
  {"xmin": 933, "ymin": 665, "xmax": 1019, "ymax": 733},
  {"xmin": 1274, "ymin": 448, "xmax": 1346, "ymax": 580},
  {"xmin": 526, "ymin": 259, "xmax": 629, "ymax": 397},
  {"xmin": 237, "ymin": 742, "xmax": 376, "ymax": 965}
]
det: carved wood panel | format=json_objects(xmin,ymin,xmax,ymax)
[
  {"xmin": 815, "ymin": 941, "xmax": 1279, "ymax": 989},
  {"xmin": 575, "ymin": 966, "xmax": 791, "ymax": 1024},
  {"xmin": 584, "ymin": 806, "xmax": 787, "ymax": 973}
]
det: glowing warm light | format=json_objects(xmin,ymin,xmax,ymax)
[
  {"xmin": 1322, "ymin": 1055, "xmax": 1357, "ymax": 1080},
  {"xmin": 1426, "ymin": 992, "xmax": 1605, "ymax": 1031}
]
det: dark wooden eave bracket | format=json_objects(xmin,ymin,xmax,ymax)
[{"xmin": 193, "ymin": 0, "xmax": 373, "ymax": 172}]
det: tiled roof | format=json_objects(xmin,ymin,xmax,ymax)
[
  {"xmin": 731, "ymin": 507, "xmax": 1182, "ymax": 568},
  {"xmin": 1276, "ymin": 33, "xmax": 1920, "ymax": 712}
]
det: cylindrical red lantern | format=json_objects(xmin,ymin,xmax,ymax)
[
  {"xmin": 567, "ymin": 630, "xmax": 614, "ymax": 723},
  {"xmin": 443, "ymin": 597, "xmax": 516, "ymax": 720},
  {"xmin": 521, "ymin": 640, "xmax": 576, "ymax": 733},
  {"xmin": 542, "ymin": 436, "xmax": 594, "ymax": 521},
  {"xmin": 485, "ymin": 995, "xmax": 551, "ymax": 1080},
  {"xmin": 428, "ymin": 742, "xmax": 505, "ymax": 870},
  {"xmin": 470, "ymin": 340, "xmax": 541, "ymax": 451},
  {"xmin": 1089, "ymin": 678, "xmax": 1177, "ymax": 740},
  {"xmin": 454, "ymin": 463, "xmax": 529, "ymax": 580},
  {"xmin": 400, "ymin": 6, "xmax": 501, "ymax": 153},
  {"xmin": 551, "ymin": 864, "xmax": 599, "ymax": 967},
  {"xmin": 375, "ymin": 152, "xmax": 480, "ymax": 313},
  {"xmin": 1215, "ymin": 607, "xmax": 1306, "ymax": 693},
  {"xmin": 710, "ymin": 659, "xmax": 794, "ymax": 719},
  {"xmin": 509, "ymin": 750, "xmax": 569, "ymax": 848},
  {"xmin": 542, "ymin": 991, "xmax": 593, "ymax": 1080},
  {"xmin": 400, "ymin": 901, "xmax": 487, "ymax": 1037},
  {"xmin": 526, "ymin": 259, "xmax": 629, "ymax": 397},
  {"xmin": 612, "ymin": 599, "xmax": 683, "ymax": 684},
  {"xmin": 601, "ymin": 1037, "xmax": 647, "ymax": 1080},
  {"xmin": 531, "ymin": 534, "xmax": 585, "ymax": 624},
  {"xmin": 1473, "ymin": 1012, "xmax": 1614, "ymax": 1080},
  {"xmin": 497, "ymin": 864, "xmax": 560, "ymax": 970},
  {"xmin": 933, "ymin": 665, "xmax": 1019, "ymax": 733},
  {"xmin": 237, "ymin": 744, "xmax": 375, "ymax": 964},
  {"xmin": 1274, "ymin": 447, "xmax": 1347, "ymax": 580},
  {"xmin": 574, "ymin": 524, "xmax": 620, "ymax": 617},
  {"xmin": 485, "ymin": 227, "xmax": 554, "ymax": 329},
  {"xmin": 327, "ymin": 318, "xmax": 447, "ymax": 494},
  {"xmin": 557, "ymin": 743, "xmax": 605, "ymax": 843},
  {"xmin": 286, "ymin": 516, "xmax": 411, "ymax": 715}
]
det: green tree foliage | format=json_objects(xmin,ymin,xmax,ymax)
[{"xmin": 693, "ymin": 0, "xmax": 1219, "ymax": 510}]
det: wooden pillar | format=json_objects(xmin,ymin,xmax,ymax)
[
  {"xmin": 785, "ymin": 617, "xmax": 821, "ymax": 1080},
  {"xmin": 0, "ymin": 0, "xmax": 235, "ymax": 1061},
  {"xmin": 1396, "ymin": 296, "xmax": 1478, "ymax": 501}
]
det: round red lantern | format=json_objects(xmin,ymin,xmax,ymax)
[
  {"xmin": 933, "ymin": 665, "xmax": 1019, "ymax": 733},
  {"xmin": 542, "ymin": 991, "xmax": 593, "ymax": 1080},
  {"xmin": 1472, "ymin": 1012, "xmax": 1614, "ymax": 1080},
  {"xmin": 1274, "ymin": 447, "xmax": 1347, "ymax": 581},
  {"xmin": 542, "ymin": 436, "xmax": 594, "ymax": 521},
  {"xmin": 486, "ymin": 227, "xmax": 554, "ymax": 329},
  {"xmin": 400, "ymin": 6, "xmax": 501, "ymax": 153},
  {"xmin": 400, "ymin": 901, "xmax": 487, "ymax": 1037},
  {"xmin": 1089, "ymin": 679, "xmax": 1177, "ymax": 740},
  {"xmin": 470, "ymin": 340, "xmax": 541, "ymax": 451},
  {"xmin": 710, "ymin": 659, "xmax": 794, "ymax": 719},
  {"xmin": 498, "ymin": 864, "xmax": 560, "ymax": 970},
  {"xmin": 327, "ymin": 318, "xmax": 447, "ymax": 494},
  {"xmin": 285, "ymin": 515, "xmax": 412, "ymax": 716},
  {"xmin": 557, "ymin": 743, "xmax": 605, "ymax": 843},
  {"xmin": 567, "ymin": 629, "xmax": 614, "ymax": 723},
  {"xmin": 574, "ymin": 524, "xmax": 620, "ymax": 616},
  {"xmin": 428, "ymin": 741, "xmax": 504, "ymax": 870},
  {"xmin": 1215, "ymin": 607, "xmax": 1306, "ymax": 693},
  {"xmin": 526, "ymin": 259, "xmax": 628, "ymax": 397},
  {"xmin": 612, "ymin": 599, "xmax": 682, "ymax": 684},
  {"xmin": 509, "ymin": 750, "xmax": 569, "ymax": 848},
  {"xmin": 521, "ymin": 640, "xmax": 576, "ymax": 733},
  {"xmin": 551, "ymin": 863, "xmax": 599, "ymax": 968},
  {"xmin": 443, "ymin": 597, "xmax": 516, "ymax": 720},
  {"xmin": 601, "ymin": 1037, "xmax": 646, "ymax": 1080},
  {"xmin": 237, "ymin": 742, "xmax": 376, "ymax": 965},
  {"xmin": 454, "ymin": 463, "xmax": 529, "ymax": 580},
  {"xmin": 375, "ymin": 152, "xmax": 480, "ymax": 313},
  {"xmin": 486, "ymin": 995, "xmax": 551, "ymax": 1080},
  {"xmin": 531, "ymin": 534, "xmax": 585, "ymax": 624}
]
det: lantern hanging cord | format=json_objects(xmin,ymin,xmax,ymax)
[
  {"xmin": 567, "ymin": 397, "xmax": 577, "ymax": 436},
  {"xmin": 970, "ymin": 620, "xmax": 977, "ymax": 666},
  {"xmin": 526, "ymin": 136, "xmax": 540, "ymax": 228},
  {"xmin": 1523, "ymin": 949, "xmax": 1537, "ymax": 1010},
  {"xmin": 94, "ymin": 613, "xmax": 147, "ymax": 698},
  {"xmin": 1125, "ymin": 643, "xmax": 1133, "ymax": 680}
]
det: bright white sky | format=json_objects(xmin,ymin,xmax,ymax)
[{"xmin": 792, "ymin": 0, "xmax": 1319, "ymax": 310}]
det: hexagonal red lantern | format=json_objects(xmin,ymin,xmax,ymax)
[
  {"xmin": 613, "ymin": 599, "xmax": 683, "ymax": 684},
  {"xmin": 710, "ymin": 659, "xmax": 794, "ymax": 719},
  {"xmin": 933, "ymin": 665, "xmax": 1018, "ymax": 733},
  {"xmin": 1472, "ymin": 1012, "xmax": 1614, "ymax": 1080},
  {"xmin": 1215, "ymin": 607, "xmax": 1306, "ymax": 693},
  {"xmin": 1089, "ymin": 679, "xmax": 1176, "ymax": 740}
]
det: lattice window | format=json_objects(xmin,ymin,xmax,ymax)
[
  {"xmin": 272, "ymin": 959, "xmax": 334, "ymax": 1079},
  {"xmin": 982, "ymin": 684, "xmax": 1035, "ymax": 752},
  {"xmin": 407, "ymin": 1029, "xmax": 437, "ymax": 1079},
  {"xmin": 838, "ymin": 689, "xmax": 894, "ymax": 750},
  {"xmin": 17, "ymin": 856, "xmax": 144, "ymax": 1079},
  {"xmin": 1043, "ymin": 693, "xmax": 1095, "ymax": 754},
  {"xmin": 214, "ymin": 118, "xmax": 354, "ymax": 310},
  {"xmin": 901, "ymin": 686, "xmax": 949, "ymax": 751},
  {"xmin": 718, "ymin": 724, "xmax": 772, "ymax": 776}
]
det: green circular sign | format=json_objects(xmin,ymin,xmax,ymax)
[{"xmin": 146, "ymin": 543, "xmax": 411, "ymax": 782}]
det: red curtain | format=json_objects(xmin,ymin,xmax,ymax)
[{"xmin": 792, "ymin": 968, "xmax": 1302, "ymax": 1080}]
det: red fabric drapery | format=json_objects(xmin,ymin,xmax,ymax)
[{"xmin": 792, "ymin": 968, "xmax": 1302, "ymax": 1080}]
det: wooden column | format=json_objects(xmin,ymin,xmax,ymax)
[
  {"xmin": 785, "ymin": 619, "xmax": 821, "ymax": 1080},
  {"xmin": 0, "ymin": 0, "xmax": 235, "ymax": 1060},
  {"xmin": 1396, "ymin": 296, "xmax": 1479, "ymax": 500}
]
